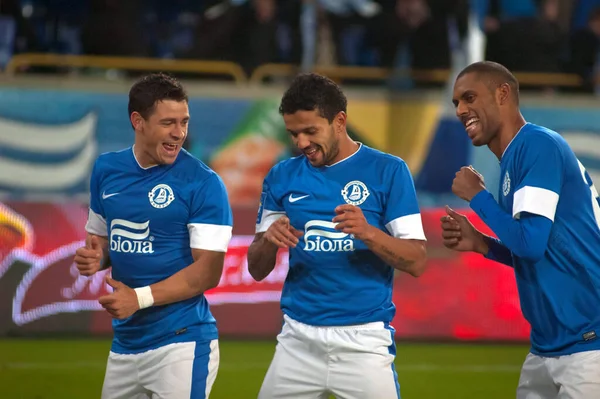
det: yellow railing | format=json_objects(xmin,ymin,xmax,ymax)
[
  {"xmin": 4, "ymin": 53, "xmax": 248, "ymax": 84},
  {"xmin": 250, "ymin": 63, "xmax": 584, "ymax": 88},
  {"xmin": 2, "ymin": 53, "xmax": 586, "ymax": 89}
]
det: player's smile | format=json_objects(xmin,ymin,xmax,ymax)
[
  {"xmin": 160, "ymin": 142, "xmax": 180, "ymax": 159},
  {"xmin": 304, "ymin": 145, "xmax": 322, "ymax": 164},
  {"xmin": 463, "ymin": 117, "xmax": 481, "ymax": 140}
]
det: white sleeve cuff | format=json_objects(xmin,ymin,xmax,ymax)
[
  {"xmin": 85, "ymin": 208, "xmax": 107, "ymax": 236},
  {"xmin": 385, "ymin": 213, "xmax": 427, "ymax": 240},
  {"xmin": 188, "ymin": 223, "xmax": 233, "ymax": 252},
  {"xmin": 256, "ymin": 210, "xmax": 286, "ymax": 233},
  {"xmin": 513, "ymin": 186, "xmax": 559, "ymax": 221}
]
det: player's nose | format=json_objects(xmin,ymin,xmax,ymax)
[
  {"xmin": 455, "ymin": 102, "xmax": 468, "ymax": 118},
  {"xmin": 295, "ymin": 133, "xmax": 310, "ymax": 150},
  {"xmin": 169, "ymin": 127, "xmax": 186, "ymax": 142}
]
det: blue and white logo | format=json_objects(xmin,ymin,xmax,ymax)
[
  {"xmin": 148, "ymin": 184, "xmax": 175, "ymax": 209},
  {"xmin": 341, "ymin": 180, "xmax": 370, "ymax": 206},
  {"xmin": 503, "ymin": 171, "xmax": 511, "ymax": 197}
]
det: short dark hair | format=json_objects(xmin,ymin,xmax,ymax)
[
  {"xmin": 457, "ymin": 61, "xmax": 520, "ymax": 103},
  {"xmin": 279, "ymin": 73, "xmax": 347, "ymax": 122},
  {"xmin": 128, "ymin": 73, "xmax": 188, "ymax": 121}
]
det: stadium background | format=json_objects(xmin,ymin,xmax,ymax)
[{"xmin": 1, "ymin": 0, "xmax": 600, "ymax": 398}]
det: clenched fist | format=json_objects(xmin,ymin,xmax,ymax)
[
  {"xmin": 452, "ymin": 166, "xmax": 486, "ymax": 202},
  {"xmin": 74, "ymin": 234, "xmax": 104, "ymax": 276}
]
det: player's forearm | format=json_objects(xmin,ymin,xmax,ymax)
[
  {"xmin": 362, "ymin": 228, "xmax": 427, "ymax": 277},
  {"xmin": 148, "ymin": 255, "xmax": 224, "ymax": 306},
  {"xmin": 470, "ymin": 190, "xmax": 552, "ymax": 262},
  {"xmin": 247, "ymin": 234, "xmax": 279, "ymax": 281},
  {"xmin": 481, "ymin": 235, "xmax": 514, "ymax": 267}
]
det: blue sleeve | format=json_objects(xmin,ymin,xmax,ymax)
[
  {"xmin": 89, "ymin": 160, "xmax": 104, "ymax": 218},
  {"xmin": 256, "ymin": 167, "xmax": 286, "ymax": 233},
  {"xmin": 483, "ymin": 236, "xmax": 513, "ymax": 267},
  {"xmin": 384, "ymin": 161, "xmax": 426, "ymax": 240},
  {"xmin": 471, "ymin": 190, "xmax": 553, "ymax": 263},
  {"xmin": 85, "ymin": 159, "xmax": 108, "ymax": 236},
  {"xmin": 511, "ymin": 135, "xmax": 564, "ymax": 222},
  {"xmin": 188, "ymin": 174, "xmax": 233, "ymax": 252}
]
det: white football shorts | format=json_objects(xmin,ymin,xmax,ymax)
[
  {"xmin": 258, "ymin": 314, "xmax": 400, "ymax": 399},
  {"xmin": 101, "ymin": 340, "xmax": 219, "ymax": 399},
  {"xmin": 517, "ymin": 350, "xmax": 600, "ymax": 399}
]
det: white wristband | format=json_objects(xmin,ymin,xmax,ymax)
[{"xmin": 134, "ymin": 286, "xmax": 154, "ymax": 309}]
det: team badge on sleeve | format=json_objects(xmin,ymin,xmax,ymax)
[
  {"xmin": 503, "ymin": 171, "xmax": 511, "ymax": 197},
  {"xmin": 256, "ymin": 192, "xmax": 266, "ymax": 224},
  {"xmin": 341, "ymin": 181, "xmax": 370, "ymax": 206}
]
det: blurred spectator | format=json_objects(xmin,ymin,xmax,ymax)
[
  {"xmin": 187, "ymin": 0, "xmax": 278, "ymax": 75},
  {"xmin": 571, "ymin": 0, "xmax": 600, "ymax": 32},
  {"xmin": 321, "ymin": 0, "xmax": 468, "ymax": 70},
  {"xmin": 81, "ymin": 0, "xmax": 148, "ymax": 57},
  {"xmin": 0, "ymin": 0, "xmax": 19, "ymax": 68},
  {"xmin": 568, "ymin": 6, "xmax": 600, "ymax": 92},
  {"xmin": 315, "ymin": 0, "xmax": 382, "ymax": 66},
  {"xmin": 486, "ymin": 0, "xmax": 564, "ymax": 74},
  {"xmin": 404, "ymin": 0, "xmax": 469, "ymax": 71},
  {"xmin": 4, "ymin": 0, "xmax": 600, "ymax": 94},
  {"xmin": 555, "ymin": 0, "xmax": 575, "ymax": 32}
]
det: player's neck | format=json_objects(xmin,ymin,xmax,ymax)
[
  {"xmin": 327, "ymin": 137, "xmax": 360, "ymax": 166},
  {"xmin": 132, "ymin": 143, "xmax": 158, "ymax": 169},
  {"xmin": 489, "ymin": 113, "xmax": 527, "ymax": 160}
]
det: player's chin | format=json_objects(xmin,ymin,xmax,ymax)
[
  {"xmin": 305, "ymin": 149, "xmax": 325, "ymax": 166},
  {"xmin": 158, "ymin": 144, "xmax": 181, "ymax": 164},
  {"xmin": 469, "ymin": 134, "xmax": 488, "ymax": 147}
]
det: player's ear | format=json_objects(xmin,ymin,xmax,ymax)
[
  {"xmin": 497, "ymin": 83, "xmax": 510, "ymax": 105},
  {"xmin": 334, "ymin": 111, "xmax": 347, "ymax": 133},
  {"xmin": 131, "ymin": 112, "xmax": 144, "ymax": 131}
]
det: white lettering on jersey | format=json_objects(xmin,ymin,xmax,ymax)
[
  {"xmin": 110, "ymin": 219, "xmax": 154, "ymax": 254},
  {"xmin": 303, "ymin": 220, "xmax": 354, "ymax": 252}
]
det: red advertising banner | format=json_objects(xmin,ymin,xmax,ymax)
[{"xmin": 0, "ymin": 201, "xmax": 530, "ymax": 341}]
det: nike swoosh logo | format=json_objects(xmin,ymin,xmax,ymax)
[
  {"xmin": 289, "ymin": 194, "xmax": 309, "ymax": 203},
  {"xmin": 102, "ymin": 192, "xmax": 119, "ymax": 200}
]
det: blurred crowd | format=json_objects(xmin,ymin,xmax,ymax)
[{"xmin": 1, "ymin": 0, "xmax": 600, "ymax": 91}]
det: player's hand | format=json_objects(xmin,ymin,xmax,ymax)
[
  {"xmin": 264, "ymin": 216, "xmax": 304, "ymax": 249},
  {"xmin": 332, "ymin": 204, "xmax": 375, "ymax": 241},
  {"xmin": 98, "ymin": 276, "xmax": 139, "ymax": 319},
  {"xmin": 452, "ymin": 166, "xmax": 486, "ymax": 202},
  {"xmin": 441, "ymin": 206, "xmax": 487, "ymax": 254},
  {"xmin": 74, "ymin": 235, "xmax": 103, "ymax": 276}
]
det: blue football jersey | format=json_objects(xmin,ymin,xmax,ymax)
[
  {"xmin": 85, "ymin": 147, "xmax": 233, "ymax": 354},
  {"xmin": 499, "ymin": 123, "xmax": 600, "ymax": 356},
  {"xmin": 256, "ymin": 144, "xmax": 426, "ymax": 326}
]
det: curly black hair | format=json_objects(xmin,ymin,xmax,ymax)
[
  {"xmin": 128, "ymin": 72, "xmax": 188, "ymax": 122},
  {"xmin": 279, "ymin": 73, "xmax": 347, "ymax": 123}
]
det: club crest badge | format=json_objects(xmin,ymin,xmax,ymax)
[
  {"xmin": 503, "ymin": 171, "xmax": 511, "ymax": 197},
  {"xmin": 341, "ymin": 180, "xmax": 370, "ymax": 206},
  {"xmin": 149, "ymin": 184, "xmax": 175, "ymax": 209}
]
